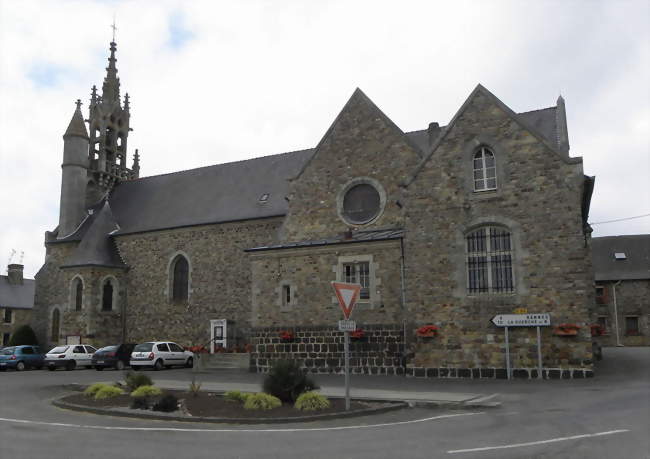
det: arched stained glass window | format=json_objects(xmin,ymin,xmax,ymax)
[{"xmin": 172, "ymin": 256, "xmax": 189, "ymax": 302}]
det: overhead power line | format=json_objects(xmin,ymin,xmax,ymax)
[{"xmin": 590, "ymin": 213, "xmax": 650, "ymax": 225}]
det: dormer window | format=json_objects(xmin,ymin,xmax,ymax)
[
  {"xmin": 473, "ymin": 146, "xmax": 497, "ymax": 191},
  {"xmin": 614, "ymin": 252, "xmax": 627, "ymax": 260},
  {"xmin": 259, "ymin": 193, "xmax": 269, "ymax": 203}
]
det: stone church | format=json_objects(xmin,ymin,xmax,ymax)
[{"xmin": 33, "ymin": 41, "xmax": 598, "ymax": 378}]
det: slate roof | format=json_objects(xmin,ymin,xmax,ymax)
[
  {"xmin": 246, "ymin": 228, "xmax": 404, "ymax": 252},
  {"xmin": 0, "ymin": 277, "xmax": 35, "ymax": 310},
  {"xmin": 592, "ymin": 235, "xmax": 650, "ymax": 281},
  {"xmin": 61, "ymin": 201, "xmax": 126, "ymax": 269},
  {"xmin": 48, "ymin": 86, "xmax": 565, "ymax": 267}
]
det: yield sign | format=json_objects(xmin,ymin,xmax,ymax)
[{"xmin": 331, "ymin": 282, "xmax": 361, "ymax": 320}]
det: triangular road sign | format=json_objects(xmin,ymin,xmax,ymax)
[{"xmin": 331, "ymin": 282, "xmax": 361, "ymax": 320}]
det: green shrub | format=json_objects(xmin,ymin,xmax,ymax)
[
  {"xmin": 152, "ymin": 394, "xmax": 178, "ymax": 412},
  {"xmin": 224, "ymin": 390, "xmax": 251, "ymax": 403},
  {"xmin": 294, "ymin": 392, "xmax": 331, "ymax": 411},
  {"xmin": 84, "ymin": 383, "xmax": 110, "ymax": 398},
  {"xmin": 94, "ymin": 385, "xmax": 124, "ymax": 400},
  {"xmin": 262, "ymin": 360, "xmax": 318, "ymax": 403},
  {"xmin": 243, "ymin": 393, "xmax": 282, "ymax": 411},
  {"xmin": 7, "ymin": 325, "xmax": 38, "ymax": 346},
  {"xmin": 130, "ymin": 385, "xmax": 162, "ymax": 398},
  {"xmin": 125, "ymin": 371, "xmax": 153, "ymax": 392},
  {"xmin": 130, "ymin": 397, "xmax": 149, "ymax": 410}
]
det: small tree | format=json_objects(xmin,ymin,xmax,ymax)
[
  {"xmin": 8, "ymin": 325, "xmax": 38, "ymax": 346},
  {"xmin": 262, "ymin": 360, "xmax": 318, "ymax": 403}
]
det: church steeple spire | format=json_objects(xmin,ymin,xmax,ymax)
[{"xmin": 101, "ymin": 41, "xmax": 121, "ymax": 105}]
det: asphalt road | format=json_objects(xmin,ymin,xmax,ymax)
[{"xmin": 0, "ymin": 347, "xmax": 648, "ymax": 459}]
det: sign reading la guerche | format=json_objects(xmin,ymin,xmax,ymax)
[{"xmin": 491, "ymin": 313, "xmax": 551, "ymax": 327}]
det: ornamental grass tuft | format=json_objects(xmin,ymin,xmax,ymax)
[
  {"xmin": 224, "ymin": 390, "xmax": 251, "ymax": 403},
  {"xmin": 243, "ymin": 393, "xmax": 282, "ymax": 411},
  {"xmin": 130, "ymin": 385, "xmax": 162, "ymax": 398},
  {"xmin": 84, "ymin": 383, "xmax": 110, "ymax": 398},
  {"xmin": 94, "ymin": 385, "xmax": 124, "ymax": 400},
  {"xmin": 294, "ymin": 391, "xmax": 331, "ymax": 411},
  {"xmin": 124, "ymin": 371, "xmax": 153, "ymax": 392}
]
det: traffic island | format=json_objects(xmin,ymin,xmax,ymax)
[{"xmin": 53, "ymin": 390, "xmax": 407, "ymax": 424}]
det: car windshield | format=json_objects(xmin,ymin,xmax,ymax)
[
  {"xmin": 49, "ymin": 346, "xmax": 69, "ymax": 354},
  {"xmin": 1, "ymin": 347, "xmax": 15, "ymax": 355},
  {"xmin": 98, "ymin": 346, "xmax": 118, "ymax": 352},
  {"xmin": 133, "ymin": 343, "xmax": 153, "ymax": 352}
]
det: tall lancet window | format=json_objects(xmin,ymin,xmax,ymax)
[
  {"xmin": 102, "ymin": 279, "xmax": 114, "ymax": 311},
  {"xmin": 172, "ymin": 256, "xmax": 189, "ymax": 302},
  {"xmin": 73, "ymin": 278, "xmax": 83, "ymax": 311}
]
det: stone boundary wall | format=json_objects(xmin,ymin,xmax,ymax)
[
  {"xmin": 405, "ymin": 366, "xmax": 594, "ymax": 379},
  {"xmin": 251, "ymin": 324, "xmax": 405, "ymax": 375}
]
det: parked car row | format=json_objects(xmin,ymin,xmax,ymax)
[{"xmin": 0, "ymin": 341, "xmax": 194, "ymax": 372}]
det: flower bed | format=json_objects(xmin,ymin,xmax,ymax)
[
  {"xmin": 554, "ymin": 323, "xmax": 581, "ymax": 336},
  {"xmin": 416, "ymin": 325, "xmax": 438, "ymax": 338}
]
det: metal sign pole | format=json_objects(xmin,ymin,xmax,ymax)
[
  {"xmin": 344, "ymin": 330, "xmax": 350, "ymax": 410},
  {"xmin": 536, "ymin": 326, "xmax": 543, "ymax": 379},
  {"xmin": 504, "ymin": 326, "xmax": 511, "ymax": 380}
]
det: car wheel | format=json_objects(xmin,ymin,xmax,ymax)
[
  {"xmin": 95, "ymin": 366, "xmax": 104, "ymax": 371},
  {"xmin": 185, "ymin": 357, "xmax": 193, "ymax": 368},
  {"xmin": 66, "ymin": 360, "xmax": 76, "ymax": 371},
  {"xmin": 115, "ymin": 360, "xmax": 125, "ymax": 371},
  {"xmin": 16, "ymin": 361, "xmax": 26, "ymax": 372},
  {"xmin": 153, "ymin": 359, "xmax": 164, "ymax": 371}
]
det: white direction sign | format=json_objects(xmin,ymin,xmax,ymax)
[
  {"xmin": 338, "ymin": 320, "xmax": 357, "ymax": 332},
  {"xmin": 491, "ymin": 313, "xmax": 551, "ymax": 327}
]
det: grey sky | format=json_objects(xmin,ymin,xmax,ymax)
[{"xmin": 0, "ymin": 0, "xmax": 648, "ymax": 277}]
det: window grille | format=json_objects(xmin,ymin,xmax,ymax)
[
  {"xmin": 466, "ymin": 226, "xmax": 514, "ymax": 294},
  {"xmin": 343, "ymin": 262, "xmax": 370, "ymax": 299},
  {"xmin": 473, "ymin": 147, "xmax": 497, "ymax": 191},
  {"xmin": 283, "ymin": 285, "xmax": 291, "ymax": 306},
  {"xmin": 3, "ymin": 308, "xmax": 11, "ymax": 324}
]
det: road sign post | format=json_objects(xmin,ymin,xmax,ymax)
[
  {"xmin": 491, "ymin": 313, "xmax": 551, "ymax": 381},
  {"xmin": 332, "ymin": 282, "xmax": 361, "ymax": 411}
]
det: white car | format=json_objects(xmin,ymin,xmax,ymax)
[
  {"xmin": 130, "ymin": 341, "xmax": 194, "ymax": 371},
  {"xmin": 44, "ymin": 344, "xmax": 97, "ymax": 371}
]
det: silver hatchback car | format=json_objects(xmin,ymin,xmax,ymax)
[{"xmin": 130, "ymin": 341, "xmax": 194, "ymax": 371}]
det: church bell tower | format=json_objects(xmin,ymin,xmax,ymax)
[
  {"xmin": 85, "ymin": 40, "xmax": 139, "ymax": 205},
  {"xmin": 57, "ymin": 40, "xmax": 140, "ymax": 239}
]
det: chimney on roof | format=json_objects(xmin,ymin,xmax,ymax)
[
  {"xmin": 7, "ymin": 264, "xmax": 24, "ymax": 285},
  {"xmin": 556, "ymin": 95, "xmax": 570, "ymax": 154},
  {"xmin": 427, "ymin": 122, "xmax": 440, "ymax": 145}
]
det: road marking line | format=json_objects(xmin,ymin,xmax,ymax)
[
  {"xmin": 0, "ymin": 411, "xmax": 484, "ymax": 433},
  {"xmin": 447, "ymin": 429, "xmax": 630, "ymax": 454}
]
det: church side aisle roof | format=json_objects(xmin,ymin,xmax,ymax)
[
  {"xmin": 61, "ymin": 201, "xmax": 126, "ymax": 269},
  {"xmin": 592, "ymin": 235, "xmax": 650, "ymax": 281}
]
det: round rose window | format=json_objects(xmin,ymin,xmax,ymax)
[{"xmin": 342, "ymin": 183, "xmax": 381, "ymax": 224}]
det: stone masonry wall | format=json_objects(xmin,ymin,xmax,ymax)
[
  {"xmin": 0, "ymin": 308, "xmax": 33, "ymax": 345},
  {"xmin": 403, "ymin": 89, "xmax": 595, "ymax": 370},
  {"xmin": 250, "ymin": 240, "xmax": 404, "ymax": 327},
  {"xmin": 593, "ymin": 280, "xmax": 650, "ymax": 346},
  {"xmin": 251, "ymin": 324, "xmax": 405, "ymax": 375},
  {"xmin": 115, "ymin": 218, "xmax": 281, "ymax": 347}
]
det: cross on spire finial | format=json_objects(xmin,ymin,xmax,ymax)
[
  {"xmin": 75, "ymin": 99, "xmax": 82, "ymax": 110},
  {"xmin": 111, "ymin": 14, "xmax": 118, "ymax": 42}
]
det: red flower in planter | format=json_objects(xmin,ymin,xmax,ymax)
[
  {"xmin": 554, "ymin": 323, "xmax": 581, "ymax": 336},
  {"xmin": 184, "ymin": 345, "xmax": 209, "ymax": 354},
  {"xmin": 416, "ymin": 325, "xmax": 439, "ymax": 337},
  {"xmin": 350, "ymin": 329, "xmax": 365, "ymax": 339},
  {"xmin": 590, "ymin": 324, "xmax": 605, "ymax": 337},
  {"xmin": 279, "ymin": 330, "xmax": 295, "ymax": 341}
]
